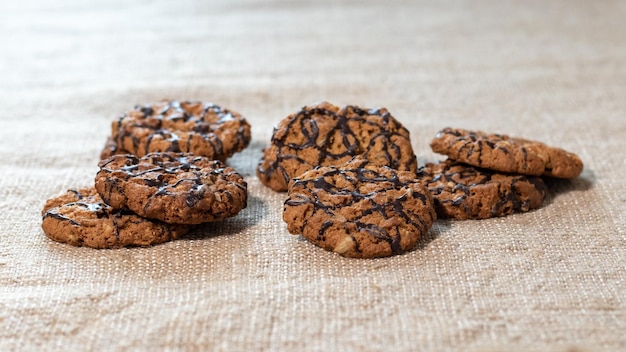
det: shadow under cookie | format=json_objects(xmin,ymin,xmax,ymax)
[
  {"xmin": 182, "ymin": 194, "xmax": 268, "ymax": 240},
  {"xmin": 543, "ymin": 168, "xmax": 595, "ymax": 206}
]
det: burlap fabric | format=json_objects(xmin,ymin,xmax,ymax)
[{"xmin": 1, "ymin": 0, "xmax": 624, "ymax": 350}]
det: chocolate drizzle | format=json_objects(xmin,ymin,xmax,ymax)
[
  {"xmin": 43, "ymin": 211, "xmax": 81, "ymax": 226},
  {"xmin": 43, "ymin": 200, "xmax": 112, "ymax": 225},
  {"xmin": 258, "ymin": 103, "xmax": 418, "ymax": 191}
]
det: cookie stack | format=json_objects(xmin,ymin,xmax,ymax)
[
  {"xmin": 257, "ymin": 103, "xmax": 583, "ymax": 258},
  {"xmin": 258, "ymin": 102, "xmax": 434, "ymax": 258},
  {"xmin": 41, "ymin": 100, "xmax": 251, "ymax": 249},
  {"xmin": 422, "ymin": 127, "xmax": 583, "ymax": 220}
]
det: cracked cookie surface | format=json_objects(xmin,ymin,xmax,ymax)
[
  {"xmin": 95, "ymin": 152, "xmax": 247, "ymax": 224},
  {"xmin": 257, "ymin": 102, "xmax": 418, "ymax": 192},
  {"xmin": 42, "ymin": 188, "xmax": 189, "ymax": 248},
  {"xmin": 108, "ymin": 100, "xmax": 251, "ymax": 161},
  {"xmin": 430, "ymin": 127, "xmax": 583, "ymax": 178},
  {"xmin": 283, "ymin": 157, "xmax": 436, "ymax": 258},
  {"xmin": 418, "ymin": 160, "xmax": 547, "ymax": 220}
]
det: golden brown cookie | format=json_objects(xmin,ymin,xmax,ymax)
[
  {"xmin": 257, "ymin": 102, "xmax": 418, "ymax": 192},
  {"xmin": 430, "ymin": 127, "xmax": 583, "ymax": 178},
  {"xmin": 109, "ymin": 100, "xmax": 251, "ymax": 161},
  {"xmin": 418, "ymin": 160, "xmax": 547, "ymax": 220},
  {"xmin": 42, "ymin": 188, "xmax": 189, "ymax": 248},
  {"xmin": 283, "ymin": 157, "xmax": 436, "ymax": 258},
  {"xmin": 95, "ymin": 152, "xmax": 247, "ymax": 225}
]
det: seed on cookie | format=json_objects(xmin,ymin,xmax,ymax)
[
  {"xmin": 108, "ymin": 100, "xmax": 251, "ymax": 161},
  {"xmin": 257, "ymin": 102, "xmax": 418, "ymax": 192},
  {"xmin": 418, "ymin": 160, "xmax": 547, "ymax": 220},
  {"xmin": 95, "ymin": 152, "xmax": 247, "ymax": 225},
  {"xmin": 430, "ymin": 127, "xmax": 583, "ymax": 178},
  {"xmin": 283, "ymin": 156, "xmax": 436, "ymax": 259},
  {"xmin": 41, "ymin": 188, "xmax": 189, "ymax": 248}
]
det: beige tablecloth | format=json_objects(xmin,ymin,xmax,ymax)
[{"xmin": 1, "ymin": 0, "xmax": 624, "ymax": 350}]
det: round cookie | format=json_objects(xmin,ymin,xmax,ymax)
[
  {"xmin": 110, "ymin": 100, "xmax": 251, "ymax": 161},
  {"xmin": 42, "ymin": 188, "xmax": 189, "ymax": 248},
  {"xmin": 430, "ymin": 127, "xmax": 583, "ymax": 178},
  {"xmin": 283, "ymin": 156, "xmax": 436, "ymax": 258},
  {"xmin": 418, "ymin": 160, "xmax": 547, "ymax": 220},
  {"xmin": 257, "ymin": 102, "xmax": 418, "ymax": 192},
  {"xmin": 96, "ymin": 152, "xmax": 247, "ymax": 224}
]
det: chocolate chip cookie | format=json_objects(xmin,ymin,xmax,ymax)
[
  {"xmin": 109, "ymin": 100, "xmax": 251, "ymax": 160},
  {"xmin": 42, "ymin": 188, "xmax": 189, "ymax": 248},
  {"xmin": 95, "ymin": 152, "xmax": 247, "ymax": 224},
  {"xmin": 418, "ymin": 160, "xmax": 547, "ymax": 220},
  {"xmin": 257, "ymin": 102, "xmax": 418, "ymax": 192},
  {"xmin": 283, "ymin": 156, "xmax": 436, "ymax": 258},
  {"xmin": 430, "ymin": 127, "xmax": 583, "ymax": 178}
]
